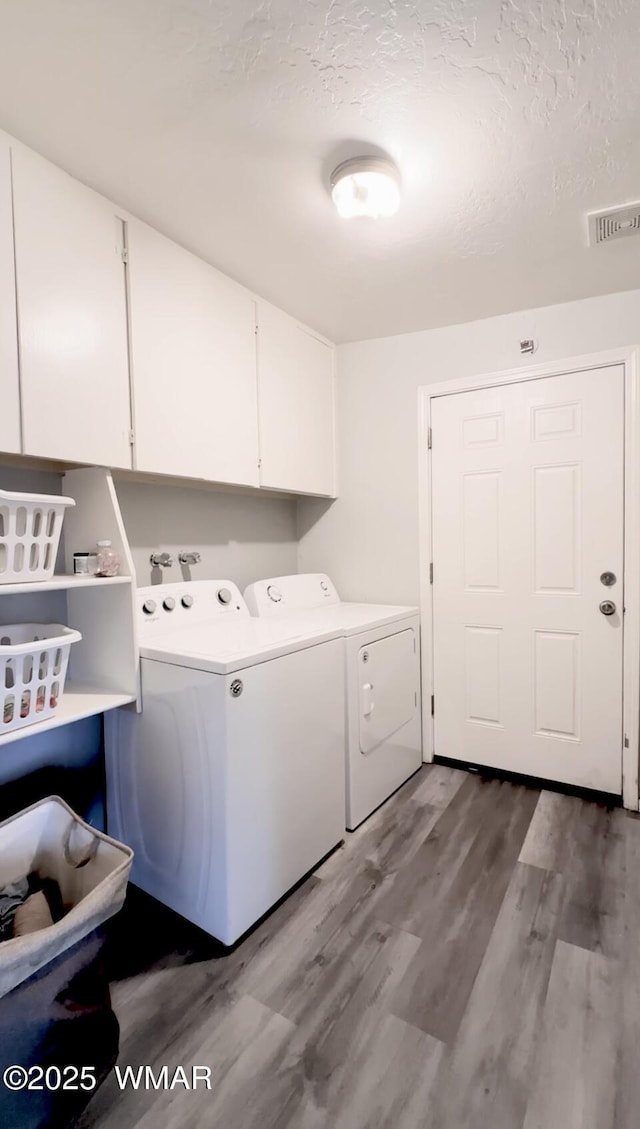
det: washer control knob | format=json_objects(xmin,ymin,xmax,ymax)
[
  {"xmin": 320, "ymin": 580, "xmax": 329, "ymax": 592},
  {"xmin": 217, "ymin": 587, "xmax": 233, "ymax": 606},
  {"xmin": 181, "ymin": 594, "xmax": 194, "ymax": 609},
  {"xmin": 163, "ymin": 597, "xmax": 176, "ymax": 611},
  {"xmin": 267, "ymin": 584, "xmax": 282, "ymax": 603},
  {"xmin": 142, "ymin": 599, "xmax": 156, "ymax": 615}
]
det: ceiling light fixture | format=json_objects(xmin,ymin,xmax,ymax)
[{"xmin": 330, "ymin": 156, "xmax": 401, "ymax": 219}]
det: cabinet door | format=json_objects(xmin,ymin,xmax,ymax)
[
  {"xmin": 127, "ymin": 220, "xmax": 259, "ymax": 487},
  {"xmin": 11, "ymin": 145, "xmax": 131, "ymax": 467},
  {"xmin": 0, "ymin": 137, "xmax": 20, "ymax": 454},
  {"xmin": 257, "ymin": 302, "xmax": 336, "ymax": 496}
]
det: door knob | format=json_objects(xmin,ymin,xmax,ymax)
[{"xmin": 600, "ymin": 600, "xmax": 616, "ymax": 616}]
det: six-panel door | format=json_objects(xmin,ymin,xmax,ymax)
[{"xmin": 431, "ymin": 365, "xmax": 624, "ymax": 793}]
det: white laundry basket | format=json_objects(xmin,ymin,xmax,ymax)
[
  {"xmin": 0, "ymin": 624, "xmax": 82, "ymax": 733},
  {"xmin": 0, "ymin": 489, "xmax": 75, "ymax": 583}
]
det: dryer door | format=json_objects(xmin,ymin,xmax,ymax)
[{"xmin": 359, "ymin": 628, "xmax": 418, "ymax": 755}]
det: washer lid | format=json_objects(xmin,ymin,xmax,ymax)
[{"xmin": 140, "ymin": 615, "xmax": 343, "ymax": 674}]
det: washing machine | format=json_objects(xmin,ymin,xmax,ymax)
[
  {"xmin": 105, "ymin": 580, "xmax": 345, "ymax": 945},
  {"xmin": 244, "ymin": 574, "xmax": 422, "ymax": 830}
]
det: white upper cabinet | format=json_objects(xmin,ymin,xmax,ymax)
[
  {"xmin": 2, "ymin": 130, "xmax": 337, "ymax": 497},
  {"xmin": 127, "ymin": 220, "xmax": 259, "ymax": 487},
  {"xmin": 0, "ymin": 136, "xmax": 20, "ymax": 454},
  {"xmin": 11, "ymin": 145, "xmax": 131, "ymax": 467},
  {"xmin": 257, "ymin": 302, "xmax": 336, "ymax": 497}
]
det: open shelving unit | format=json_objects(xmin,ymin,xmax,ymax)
[
  {"xmin": 0, "ymin": 467, "xmax": 139, "ymax": 745},
  {"xmin": 0, "ymin": 574, "xmax": 131, "ymax": 595},
  {"xmin": 0, "ymin": 688, "xmax": 135, "ymax": 747}
]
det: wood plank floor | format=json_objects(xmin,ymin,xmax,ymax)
[{"xmin": 79, "ymin": 765, "xmax": 640, "ymax": 1129}]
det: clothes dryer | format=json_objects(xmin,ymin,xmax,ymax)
[{"xmin": 244, "ymin": 574, "xmax": 422, "ymax": 829}]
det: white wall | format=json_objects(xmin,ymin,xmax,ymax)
[
  {"xmin": 297, "ymin": 288, "xmax": 640, "ymax": 605},
  {"xmin": 115, "ymin": 478, "xmax": 298, "ymax": 590}
]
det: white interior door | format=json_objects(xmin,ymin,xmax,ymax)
[{"xmin": 431, "ymin": 364, "xmax": 624, "ymax": 793}]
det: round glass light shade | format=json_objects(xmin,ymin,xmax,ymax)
[{"xmin": 330, "ymin": 157, "xmax": 401, "ymax": 218}]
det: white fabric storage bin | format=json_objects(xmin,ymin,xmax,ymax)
[
  {"xmin": 0, "ymin": 489, "xmax": 75, "ymax": 583},
  {"xmin": 0, "ymin": 796, "xmax": 133, "ymax": 997},
  {"xmin": 0, "ymin": 624, "xmax": 82, "ymax": 734}
]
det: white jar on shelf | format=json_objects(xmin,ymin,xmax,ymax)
[{"xmin": 95, "ymin": 540, "xmax": 121, "ymax": 578}]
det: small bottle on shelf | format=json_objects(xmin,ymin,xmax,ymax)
[
  {"xmin": 73, "ymin": 551, "xmax": 98, "ymax": 575},
  {"xmin": 95, "ymin": 540, "xmax": 121, "ymax": 578}
]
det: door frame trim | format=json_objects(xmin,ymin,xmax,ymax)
[{"xmin": 418, "ymin": 345, "xmax": 640, "ymax": 809}]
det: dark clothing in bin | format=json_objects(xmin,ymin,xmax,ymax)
[
  {"xmin": 0, "ymin": 926, "xmax": 118, "ymax": 1129},
  {"xmin": 0, "ymin": 797, "xmax": 133, "ymax": 1128}
]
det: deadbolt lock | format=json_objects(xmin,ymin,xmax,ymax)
[{"xmin": 600, "ymin": 572, "xmax": 616, "ymax": 587}]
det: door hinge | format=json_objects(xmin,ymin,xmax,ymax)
[
  {"xmin": 128, "ymin": 429, "xmax": 135, "ymax": 446},
  {"xmin": 625, "ymin": 735, "xmax": 630, "ymax": 748},
  {"xmin": 429, "ymin": 562, "xmax": 433, "ymax": 584},
  {"xmin": 431, "ymin": 694, "xmax": 435, "ymax": 717},
  {"xmin": 427, "ymin": 427, "xmax": 432, "ymax": 450},
  {"xmin": 121, "ymin": 247, "xmax": 129, "ymax": 264}
]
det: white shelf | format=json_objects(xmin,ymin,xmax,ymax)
[
  {"xmin": 0, "ymin": 686, "xmax": 136, "ymax": 747},
  {"xmin": 0, "ymin": 574, "xmax": 132, "ymax": 596}
]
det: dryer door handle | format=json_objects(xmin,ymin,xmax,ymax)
[{"xmin": 362, "ymin": 682, "xmax": 375, "ymax": 718}]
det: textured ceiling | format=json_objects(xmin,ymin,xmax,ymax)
[{"xmin": 0, "ymin": 0, "xmax": 639, "ymax": 342}]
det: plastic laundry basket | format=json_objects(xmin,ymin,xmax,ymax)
[
  {"xmin": 0, "ymin": 489, "xmax": 75, "ymax": 583},
  {"xmin": 0, "ymin": 624, "xmax": 82, "ymax": 734}
]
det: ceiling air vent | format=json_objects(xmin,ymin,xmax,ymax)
[{"xmin": 587, "ymin": 202, "xmax": 640, "ymax": 246}]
